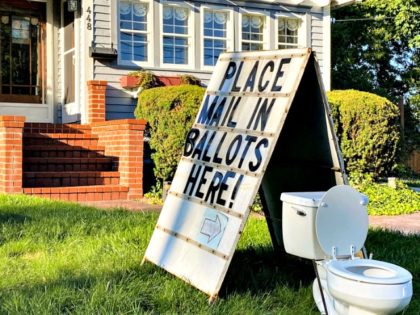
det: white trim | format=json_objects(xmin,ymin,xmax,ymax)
[
  {"xmin": 159, "ymin": 1, "xmax": 195, "ymax": 70},
  {"xmin": 200, "ymin": 5, "xmax": 234, "ymax": 71},
  {"xmin": 256, "ymin": 0, "xmax": 356, "ymax": 7},
  {"xmin": 238, "ymin": 8, "xmax": 270, "ymax": 51},
  {"xmin": 61, "ymin": 0, "xmax": 82, "ymax": 123},
  {"xmin": 80, "ymin": 0, "xmax": 93, "ymax": 124},
  {"xmin": 117, "ymin": 0, "xmax": 155, "ymax": 67},
  {"xmin": 322, "ymin": 5, "xmax": 331, "ymax": 90},
  {"xmin": 45, "ymin": 0, "xmax": 54, "ymax": 122}
]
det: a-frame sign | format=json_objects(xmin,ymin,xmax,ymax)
[{"xmin": 143, "ymin": 48, "xmax": 346, "ymax": 300}]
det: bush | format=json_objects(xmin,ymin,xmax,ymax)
[
  {"xmin": 327, "ymin": 90, "xmax": 400, "ymax": 178},
  {"xmin": 135, "ymin": 85, "xmax": 205, "ymax": 182},
  {"xmin": 354, "ymin": 179, "xmax": 420, "ymax": 216}
]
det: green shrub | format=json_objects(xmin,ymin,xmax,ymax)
[
  {"xmin": 135, "ymin": 85, "xmax": 205, "ymax": 181},
  {"xmin": 354, "ymin": 179, "xmax": 420, "ymax": 216},
  {"xmin": 327, "ymin": 90, "xmax": 400, "ymax": 178}
]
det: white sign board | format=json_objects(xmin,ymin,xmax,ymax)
[{"xmin": 144, "ymin": 49, "xmax": 313, "ymax": 299}]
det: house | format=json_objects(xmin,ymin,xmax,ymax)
[{"xmin": 0, "ymin": 0, "xmax": 356, "ymax": 201}]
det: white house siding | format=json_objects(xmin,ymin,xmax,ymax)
[
  {"xmin": 311, "ymin": 13, "xmax": 324, "ymax": 75},
  {"xmin": 91, "ymin": 0, "xmax": 328, "ymax": 120}
]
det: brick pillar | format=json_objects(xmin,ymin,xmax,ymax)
[
  {"xmin": 0, "ymin": 116, "xmax": 25, "ymax": 194},
  {"xmin": 87, "ymin": 80, "xmax": 107, "ymax": 123},
  {"xmin": 91, "ymin": 119, "xmax": 147, "ymax": 199}
]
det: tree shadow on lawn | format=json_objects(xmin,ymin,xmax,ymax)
[{"xmin": 0, "ymin": 213, "xmax": 30, "ymax": 225}]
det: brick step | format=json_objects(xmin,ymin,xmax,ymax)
[
  {"xmin": 23, "ymin": 185, "xmax": 129, "ymax": 201},
  {"xmin": 23, "ymin": 157, "xmax": 116, "ymax": 172},
  {"xmin": 23, "ymin": 171, "xmax": 120, "ymax": 187},
  {"xmin": 23, "ymin": 133, "xmax": 99, "ymax": 146},
  {"xmin": 23, "ymin": 145, "xmax": 106, "ymax": 158},
  {"xmin": 24, "ymin": 123, "xmax": 92, "ymax": 134}
]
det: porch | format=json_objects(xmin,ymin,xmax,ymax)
[{"xmin": 0, "ymin": 80, "xmax": 146, "ymax": 201}]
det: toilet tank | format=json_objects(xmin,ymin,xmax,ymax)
[{"xmin": 281, "ymin": 192, "xmax": 326, "ymax": 260}]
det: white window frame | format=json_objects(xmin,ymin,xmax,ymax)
[
  {"xmin": 200, "ymin": 5, "xmax": 234, "ymax": 71},
  {"xmin": 117, "ymin": 0, "xmax": 154, "ymax": 67},
  {"xmin": 275, "ymin": 12, "xmax": 310, "ymax": 49},
  {"xmin": 238, "ymin": 9, "xmax": 270, "ymax": 52},
  {"xmin": 159, "ymin": 1, "xmax": 195, "ymax": 70}
]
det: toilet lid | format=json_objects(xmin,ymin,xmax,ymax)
[{"xmin": 315, "ymin": 185, "xmax": 369, "ymax": 257}]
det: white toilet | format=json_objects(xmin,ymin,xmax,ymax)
[{"xmin": 281, "ymin": 185, "xmax": 413, "ymax": 315}]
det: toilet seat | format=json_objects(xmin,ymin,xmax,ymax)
[{"xmin": 327, "ymin": 259, "xmax": 412, "ymax": 285}]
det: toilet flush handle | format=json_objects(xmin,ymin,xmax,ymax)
[{"xmin": 292, "ymin": 206, "xmax": 307, "ymax": 217}]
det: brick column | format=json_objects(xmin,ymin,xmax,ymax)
[
  {"xmin": 87, "ymin": 80, "xmax": 107, "ymax": 124},
  {"xmin": 0, "ymin": 116, "xmax": 25, "ymax": 194},
  {"xmin": 91, "ymin": 119, "xmax": 147, "ymax": 199}
]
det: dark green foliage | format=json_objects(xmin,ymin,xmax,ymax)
[
  {"xmin": 355, "ymin": 179, "xmax": 420, "ymax": 215},
  {"xmin": 403, "ymin": 94, "xmax": 420, "ymax": 156},
  {"xmin": 135, "ymin": 85, "xmax": 205, "ymax": 181},
  {"xmin": 331, "ymin": 0, "xmax": 419, "ymax": 103},
  {"xmin": 327, "ymin": 90, "xmax": 400, "ymax": 178}
]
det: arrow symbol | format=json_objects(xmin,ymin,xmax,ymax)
[{"xmin": 200, "ymin": 215, "xmax": 222, "ymax": 243}]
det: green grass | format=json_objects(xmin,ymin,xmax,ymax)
[{"xmin": 0, "ymin": 194, "xmax": 418, "ymax": 314}]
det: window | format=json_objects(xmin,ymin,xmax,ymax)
[
  {"xmin": 277, "ymin": 18, "xmax": 299, "ymax": 49},
  {"xmin": 241, "ymin": 14, "xmax": 265, "ymax": 51},
  {"xmin": 0, "ymin": 12, "xmax": 45, "ymax": 103},
  {"xmin": 162, "ymin": 5, "xmax": 189, "ymax": 65},
  {"xmin": 119, "ymin": 1, "xmax": 148, "ymax": 63},
  {"xmin": 203, "ymin": 9, "xmax": 228, "ymax": 66}
]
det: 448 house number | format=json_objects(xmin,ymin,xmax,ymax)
[{"xmin": 86, "ymin": 6, "xmax": 92, "ymax": 30}]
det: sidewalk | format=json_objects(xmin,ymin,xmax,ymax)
[
  {"xmin": 369, "ymin": 212, "xmax": 420, "ymax": 235},
  {"xmin": 82, "ymin": 199, "xmax": 420, "ymax": 235}
]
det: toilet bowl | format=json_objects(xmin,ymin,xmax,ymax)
[
  {"xmin": 281, "ymin": 185, "xmax": 413, "ymax": 314},
  {"xmin": 325, "ymin": 259, "xmax": 413, "ymax": 315}
]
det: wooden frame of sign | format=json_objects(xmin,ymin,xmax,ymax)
[{"xmin": 143, "ymin": 48, "xmax": 347, "ymax": 301}]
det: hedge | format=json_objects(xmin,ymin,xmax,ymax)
[
  {"xmin": 135, "ymin": 85, "xmax": 205, "ymax": 182},
  {"xmin": 327, "ymin": 90, "xmax": 400, "ymax": 178}
]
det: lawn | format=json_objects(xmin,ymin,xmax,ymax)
[{"xmin": 0, "ymin": 194, "xmax": 418, "ymax": 314}]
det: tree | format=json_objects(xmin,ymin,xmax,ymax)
[{"xmin": 331, "ymin": 0, "xmax": 419, "ymax": 103}]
